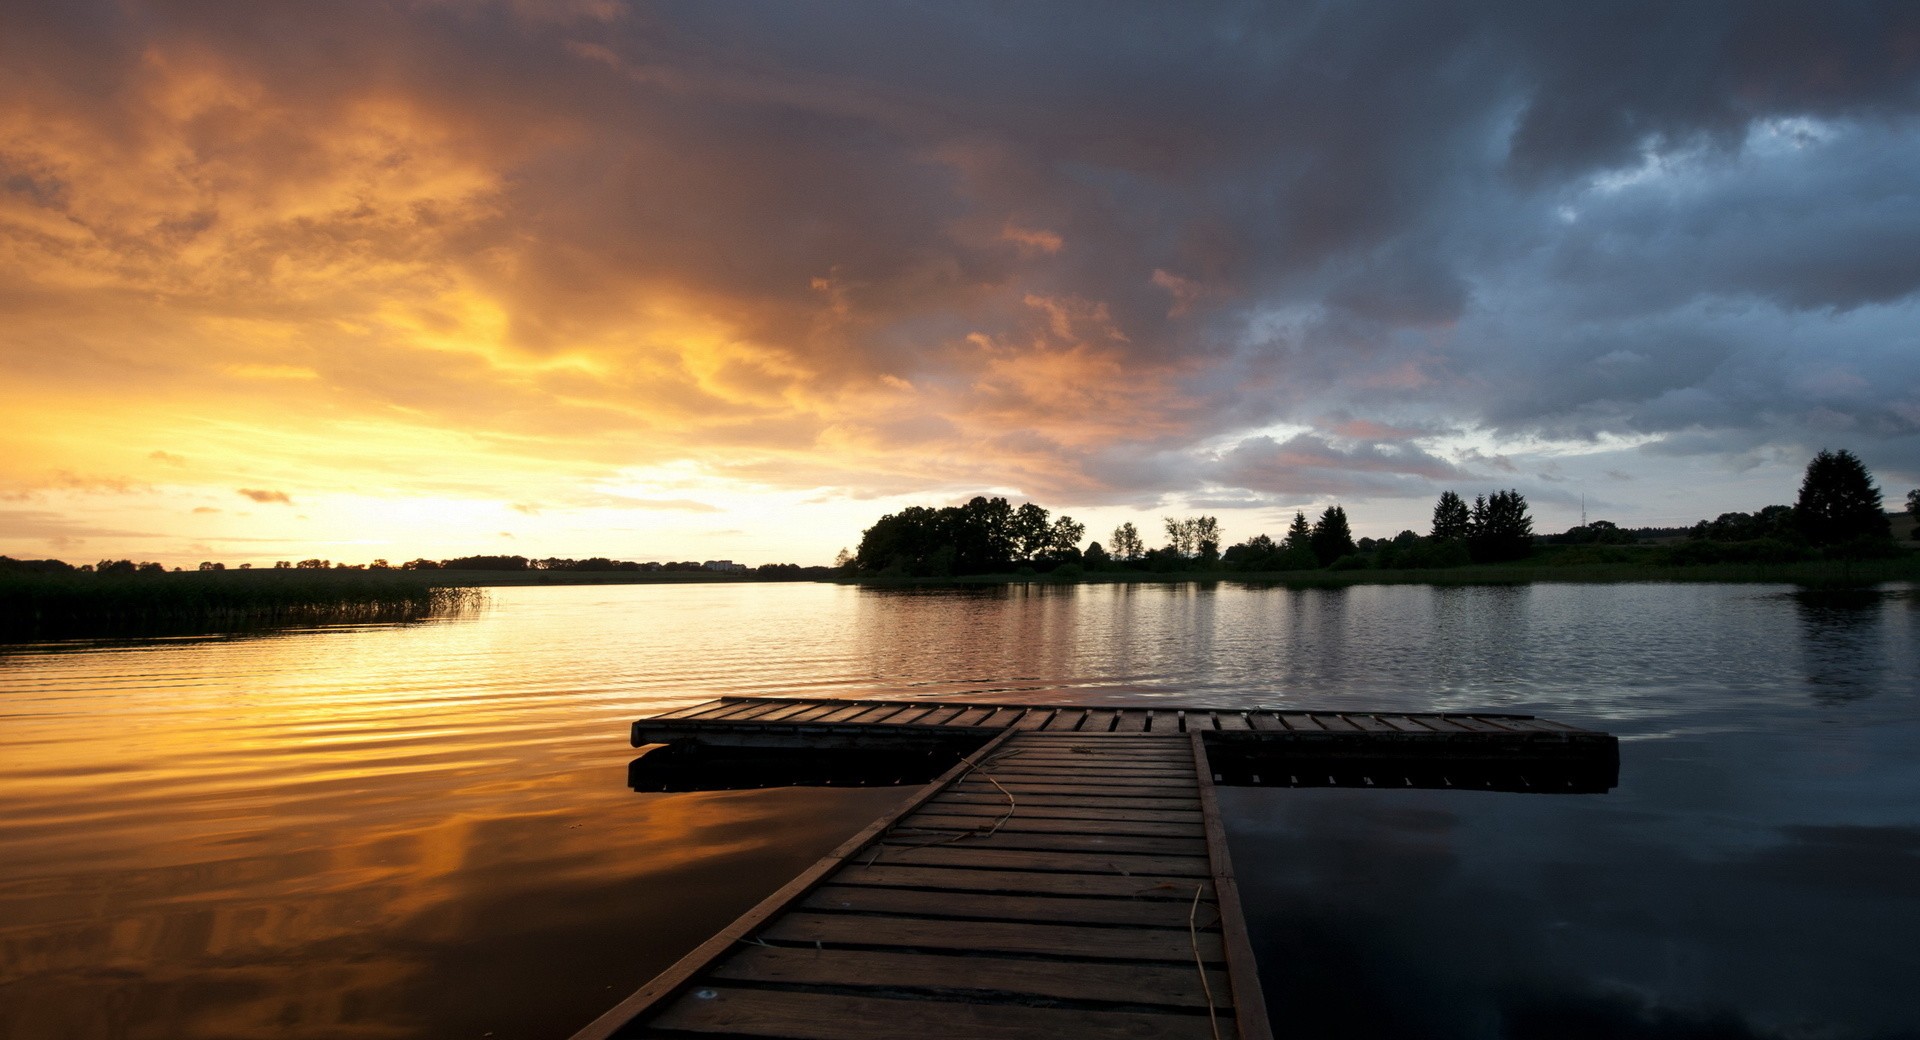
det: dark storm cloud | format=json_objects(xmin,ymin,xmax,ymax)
[{"xmin": 6, "ymin": 0, "xmax": 1919, "ymax": 508}]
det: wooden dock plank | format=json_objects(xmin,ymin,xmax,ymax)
[
  {"xmin": 648, "ymin": 986, "xmax": 1225, "ymax": 1040},
  {"xmin": 831, "ymin": 864, "xmax": 1216, "ymax": 900},
  {"xmin": 868, "ymin": 845, "xmax": 1212, "ymax": 877},
  {"xmin": 971, "ymin": 771, "xmax": 1201, "ymax": 788},
  {"xmin": 915, "ymin": 803, "xmax": 1205, "ymax": 825},
  {"xmin": 1011, "ymin": 708, "xmax": 1057, "ymax": 730},
  {"xmin": 881, "ymin": 829, "xmax": 1210, "ymax": 857},
  {"xmin": 761, "ymin": 911, "xmax": 1227, "ymax": 963},
  {"xmin": 933, "ymin": 794, "xmax": 1190, "ymax": 821},
  {"xmin": 952, "ymin": 781, "xmax": 1201, "ymax": 800},
  {"xmin": 900, "ymin": 813, "xmax": 1204, "ymax": 838},
  {"xmin": 708, "ymin": 945, "xmax": 1230, "ymax": 1009},
  {"xmin": 1344, "ymin": 714, "xmax": 1399, "ymax": 733},
  {"xmin": 802, "ymin": 885, "xmax": 1214, "ymax": 928}
]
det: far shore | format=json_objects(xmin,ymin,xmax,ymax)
[{"xmin": 843, "ymin": 555, "xmax": 1920, "ymax": 590}]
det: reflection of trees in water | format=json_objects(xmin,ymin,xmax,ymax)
[{"xmin": 1792, "ymin": 589, "xmax": 1892, "ymax": 703}]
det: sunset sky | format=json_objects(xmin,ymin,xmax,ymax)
[{"xmin": 5, "ymin": 2, "xmax": 1919, "ymax": 567}]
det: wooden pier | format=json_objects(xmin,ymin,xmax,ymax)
[{"xmin": 574, "ymin": 697, "xmax": 1618, "ymax": 1039}]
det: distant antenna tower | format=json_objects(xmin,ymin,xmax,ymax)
[{"xmin": 1581, "ymin": 492, "xmax": 1587, "ymax": 527}]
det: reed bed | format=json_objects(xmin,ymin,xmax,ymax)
[{"xmin": 0, "ymin": 571, "xmax": 486, "ymax": 642}]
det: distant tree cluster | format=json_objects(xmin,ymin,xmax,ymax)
[
  {"xmin": 852, "ymin": 497, "xmax": 1086, "ymax": 577},
  {"xmin": 3, "ymin": 553, "xmax": 830, "ymax": 579},
  {"xmin": 1671, "ymin": 448, "xmax": 1901, "ymax": 563}
]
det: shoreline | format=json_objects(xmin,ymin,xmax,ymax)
[{"xmin": 841, "ymin": 555, "xmax": 1920, "ymax": 590}]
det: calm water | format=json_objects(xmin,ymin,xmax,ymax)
[{"xmin": 1, "ymin": 582, "xmax": 1917, "ymax": 1039}]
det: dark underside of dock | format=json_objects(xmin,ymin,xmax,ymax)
[{"xmin": 573, "ymin": 697, "xmax": 1619, "ymax": 1040}]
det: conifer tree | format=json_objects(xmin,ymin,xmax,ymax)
[
  {"xmin": 1795, "ymin": 449, "xmax": 1890, "ymax": 547},
  {"xmin": 1310, "ymin": 505, "xmax": 1355, "ymax": 566},
  {"xmin": 1431, "ymin": 491, "xmax": 1470, "ymax": 540}
]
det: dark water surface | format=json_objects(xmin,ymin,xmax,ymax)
[{"xmin": 2, "ymin": 582, "xmax": 1916, "ymax": 1039}]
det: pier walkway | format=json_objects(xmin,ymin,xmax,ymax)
[{"xmin": 572, "ymin": 697, "xmax": 1618, "ymax": 1039}]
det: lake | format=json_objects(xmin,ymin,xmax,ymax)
[{"xmin": 1, "ymin": 581, "xmax": 1917, "ymax": 1039}]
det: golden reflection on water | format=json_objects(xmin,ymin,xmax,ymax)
[{"xmin": 0, "ymin": 587, "xmax": 909, "ymax": 1039}]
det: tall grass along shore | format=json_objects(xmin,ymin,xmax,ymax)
[{"xmin": 0, "ymin": 568, "xmax": 484, "ymax": 642}]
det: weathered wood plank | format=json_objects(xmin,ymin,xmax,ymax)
[
  {"xmin": 1046, "ymin": 708, "xmax": 1090, "ymax": 731},
  {"xmin": 776, "ymin": 701, "xmax": 854, "ymax": 724},
  {"xmin": 650, "ymin": 986, "xmax": 1225, "ymax": 1040},
  {"xmin": 1344, "ymin": 714, "xmax": 1399, "ymax": 733},
  {"xmin": 717, "ymin": 700, "xmax": 799, "ymax": 723},
  {"xmin": 803, "ymin": 885, "xmax": 1216, "ymax": 928},
  {"xmin": 984, "ymin": 762, "xmax": 1196, "ymax": 776},
  {"xmin": 951, "ymin": 781, "xmax": 1199, "ymax": 800},
  {"xmin": 968, "ymin": 771, "xmax": 1200, "ymax": 787},
  {"xmin": 900, "ymin": 813, "xmax": 1204, "ymax": 838},
  {"xmin": 917, "ymin": 802, "xmax": 1205, "ymax": 825},
  {"xmin": 936, "ymin": 791, "xmax": 1201, "ymax": 812},
  {"xmin": 1444, "ymin": 716, "xmax": 1517, "ymax": 733},
  {"xmin": 709, "ymin": 945, "xmax": 1231, "ymax": 1009},
  {"xmin": 867, "ymin": 845, "xmax": 1212, "ymax": 877},
  {"xmin": 649, "ymin": 699, "xmax": 734, "ymax": 720},
  {"xmin": 946, "ymin": 706, "xmax": 996, "ymax": 728},
  {"xmin": 1011, "ymin": 708, "xmax": 1057, "ymax": 730},
  {"xmin": 832, "ymin": 864, "xmax": 1216, "ymax": 900},
  {"xmin": 881, "ymin": 829, "xmax": 1210, "ymax": 857},
  {"xmin": 755, "ymin": 700, "xmax": 828, "ymax": 722},
  {"xmin": 1078, "ymin": 709, "xmax": 1121, "ymax": 732},
  {"xmin": 813, "ymin": 701, "xmax": 880, "ymax": 724},
  {"xmin": 762, "ymin": 911, "xmax": 1227, "ymax": 963},
  {"xmin": 1114, "ymin": 710, "xmax": 1152, "ymax": 733},
  {"xmin": 1214, "ymin": 713, "xmax": 1253, "ymax": 732}
]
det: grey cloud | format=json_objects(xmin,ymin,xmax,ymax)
[{"xmin": 12, "ymin": 0, "xmax": 1920, "ymax": 507}]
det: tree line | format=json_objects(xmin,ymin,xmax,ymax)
[
  {"xmin": 849, "ymin": 448, "xmax": 1914, "ymax": 579},
  {"xmin": 3, "ymin": 554, "xmax": 833, "ymax": 581}
]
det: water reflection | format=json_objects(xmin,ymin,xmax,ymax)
[
  {"xmin": 0, "ymin": 581, "xmax": 1915, "ymax": 1038},
  {"xmin": 1792, "ymin": 589, "xmax": 1896, "ymax": 703}
]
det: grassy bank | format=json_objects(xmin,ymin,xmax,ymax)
[
  {"xmin": 848, "ymin": 553, "xmax": 1920, "ymax": 590},
  {"xmin": 0, "ymin": 570, "xmax": 485, "ymax": 642}
]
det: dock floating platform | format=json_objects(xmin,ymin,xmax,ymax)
[{"xmin": 576, "ymin": 697, "xmax": 1619, "ymax": 1040}]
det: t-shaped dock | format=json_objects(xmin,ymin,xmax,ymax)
[{"xmin": 573, "ymin": 697, "xmax": 1619, "ymax": 1040}]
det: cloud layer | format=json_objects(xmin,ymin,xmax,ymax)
[{"xmin": 4, "ymin": 1, "xmax": 1919, "ymax": 560}]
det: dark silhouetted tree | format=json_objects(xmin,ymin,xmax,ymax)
[
  {"xmin": 1110, "ymin": 522, "xmax": 1144, "ymax": 562},
  {"xmin": 1083, "ymin": 541, "xmax": 1110, "ymax": 569},
  {"xmin": 1162, "ymin": 517, "xmax": 1193, "ymax": 558},
  {"xmin": 1011, "ymin": 502, "xmax": 1053, "ymax": 562},
  {"xmin": 1310, "ymin": 506, "xmax": 1355, "ymax": 566},
  {"xmin": 1467, "ymin": 490, "xmax": 1534, "ymax": 562},
  {"xmin": 1047, "ymin": 516, "xmax": 1086, "ymax": 560},
  {"xmin": 1432, "ymin": 491, "xmax": 1470, "ymax": 541},
  {"xmin": 1191, "ymin": 516, "xmax": 1221, "ymax": 564},
  {"xmin": 1283, "ymin": 511, "xmax": 1313, "ymax": 553},
  {"xmin": 1795, "ymin": 449, "xmax": 1890, "ymax": 548}
]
